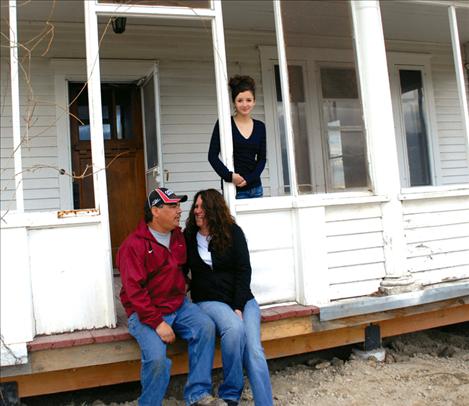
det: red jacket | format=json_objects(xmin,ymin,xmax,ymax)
[{"xmin": 116, "ymin": 220, "xmax": 187, "ymax": 329}]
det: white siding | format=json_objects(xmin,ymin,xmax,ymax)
[
  {"xmin": 325, "ymin": 204, "xmax": 386, "ymax": 300},
  {"xmin": 0, "ymin": 58, "xmax": 60, "ymax": 212},
  {"xmin": 403, "ymin": 196, "xmax": 469, "ymax": 286},
  {"xmin": 28, "ymin": 221, "xmax": 115, "ymax": 334}
]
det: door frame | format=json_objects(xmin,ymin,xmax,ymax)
[{"xmin": 52, "ymin": 59, "xmax": 159, "ymax": 210}]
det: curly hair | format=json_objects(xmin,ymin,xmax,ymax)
[
  {"xmin": 228, "ymin": 75, "xmax": 256, "ymax": 102},
  {"xmin": 186, "ymin": 189, "xmax": 235, "ymax": 253}
]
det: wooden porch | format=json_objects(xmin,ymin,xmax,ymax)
[{"xmin": 1, "ymin": 278, "xmax": 468, "ymax": 398}]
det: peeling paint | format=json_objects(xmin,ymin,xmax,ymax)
[{"xmin": 57, "ymin": 209, "xmax": 100, "ymax": 218}]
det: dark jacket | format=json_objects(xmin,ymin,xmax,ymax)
[
  {"xmin": 208, "ymin": 118, "xmax": 267, "ymax": 191},
  {"xmin": 117, "ymin": 220, "xmax": 187, "ymax": 329},
  {"xmin": 184, "ymin": 223, "xmax": 254, "ymax": 311}
]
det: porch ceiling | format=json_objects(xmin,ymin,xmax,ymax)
[{"xmin": 9, "ymin": 0, "xmax": 469, "ymax": 43}]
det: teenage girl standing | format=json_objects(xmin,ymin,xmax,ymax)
[{"xmin": 208, "ymin": 75, "xmax": 266, "ymax": 199}]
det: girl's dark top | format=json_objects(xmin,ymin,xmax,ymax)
[
  {"xmin": 184, "ymin": 223, "xmax": 254, "ymax": 311},
  {"xmin": 208, "ymin": 117, "xmax": 266, "ymax": 191}
]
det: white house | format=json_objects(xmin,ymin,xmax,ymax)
[{"xmin": 1, "ymin": 0, "xmax": 469, "ymax": 375}]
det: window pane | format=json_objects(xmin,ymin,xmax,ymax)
[
  {"xmin": 76, "ymin": 96, "xmax": 111, "ymax": 141},
  {"xmin": 281, "ymin": 1, "xmax": 370, "ymax": 194},
  {"xmin": 142, "ymin": 75, "xmax": 158, "ymax": 170},
  {"xmin": 274, "ymin": 65, "xmax": 312, "ymax": 193},
  {"xmin": 399, "ymin": 70, "xmax": 431, "ymax": 186},
  {"xmin": 115, "ymin": 86, "xmax": 134, "ymax": 140},
  {"xmin": 321, "ymin": 68, "xmax": 368, "ymax": 190}
]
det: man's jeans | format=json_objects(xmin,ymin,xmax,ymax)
[
  {"xmin": 197, "ymin": 299, "xmax": 273, "ymax": 405},
  {"xmin": 127, "ymin": 298, "xmax": 216, "ymax": 406},
  {"xmin": 236, "ymin": 185, "xmax": 263, "ymax": 199}
]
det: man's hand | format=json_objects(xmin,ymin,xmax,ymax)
[
  {"xmin": 156, "ymin": 321, "xmax": 176, "ymax": 344},
  {"xmin": 234, "ymin": 309, "xmax": 243, "ymax": 320}
]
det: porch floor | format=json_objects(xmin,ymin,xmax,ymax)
[{"xmin": 27, "ymin": 276, "xmax": 319, "ymax": 352}]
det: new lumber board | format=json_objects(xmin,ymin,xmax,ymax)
[{"xmin": 3, "ymin": 302, "xmax": 468, "ymax": 398}]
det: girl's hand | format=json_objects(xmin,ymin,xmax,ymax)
[
  {"xmin": 232, "ymin": 173, "xmax": 245, "ymax": 186},
  {"xmin": 234, "ymin": 309, "xmax": 243, "ymax": 320}
]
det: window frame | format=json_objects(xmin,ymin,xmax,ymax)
[
  {"xmin": 387, "ymin": 53, "xmax": 441, "ymax": 187},
  {"xmin": 316, "ymin": 62, "xmax": 369, "ymax": 192}
]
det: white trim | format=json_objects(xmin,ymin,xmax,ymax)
[
  {"xmin": 235, "ymin": 192, "xmax": 389, "ymax": 213},
  {"xmin": 448, "ymin": 6, "xmax": 469, "ymax": 169},
  {"xmin": 9, "ymin": 0, "xmax": 24, "ymax": 213},
  {"xmin": 0, "ymin": 211, "xmax": 103, "ymax": 230},
  {"xmin": 211, "ymin": 0, "xmax": 236, "ymax": 213},
  {"xmin": 54, "ymin": 75, "xmax": 74, "ymax": 209},
  {"xmin": 387, "ymin": 53, "xmax": 442, "ymax": 187},
  {"xmin": 140, "ymin": 63, "xmax": 164, "ymax": 190},
  {"xmin": 399, "ymin": 0, "xmax": 469, "ymax": 9},
  {"xmin": 273, "ymin": 0, "xmax": 298, "ymax": 196},
  {"xmin": 154, "ymin": 64, "xmax": 164, "ymax": 188},
  {"xmin": 84, "ymin": 0, "xmax": 115, "ymax": 326},
  {"xmin": 399, "ymin": 184, "xmax": 469, "ymax": 200},
  {"xmin": 94, "ymin": 1, "xmax": 216, "ymax": 19},
  {"xmin": 258, "ymin": 46, "xmax": 282, "ymax": 195}
]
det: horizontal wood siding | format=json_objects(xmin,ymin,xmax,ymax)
[
  {"xmin": 403, "ymin": 196, "xmax": 469, "ymax": 286},
  {"xmin": 1, "ymin": 58, "xmax": 60, "ymax": 212},
  {"xmin": 325, "ymin": 204, "xmax": 385, "ymax": 300}
]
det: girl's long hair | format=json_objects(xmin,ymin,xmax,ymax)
[{"xmin": 186, "ymin": 189, "xmax": 234, "ymax": 253}]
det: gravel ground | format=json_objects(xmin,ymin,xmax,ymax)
[{"xmin": 22, "ymin": 323, "xmax": 469, "ymax": 406}]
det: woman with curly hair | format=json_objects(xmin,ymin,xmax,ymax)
[
  {"xmin": 208, "ymin": 75, "xmax": 266, "ymax": 199},
  {"xmin": 184, "ymin": 189, "xmax": 273, "ymax": 406}
]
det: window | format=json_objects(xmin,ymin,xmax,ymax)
[
  {"xmin": 388, "ymin": 57, "xmax": 438, "ymax": 188},
  {"xmin": 319, "ymin": 67, "xmax": 368, "ymax": 191},
  {"xmin": 398, "ymin": 69, "xmax": 432, "ymax": 186}
]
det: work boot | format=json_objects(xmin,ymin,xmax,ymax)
[{"xmin": 191, "ymin": 395, "xmax": 227, "ymax": 406}]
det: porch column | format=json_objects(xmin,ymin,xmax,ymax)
[
  {"xmin": 83, "ymin": 0, "xmax": 116, "ymax": 324},
  {"xmin": 212, "ymin": 0, "xmax": 236, "ymax": 214},
  {"xmin": 448, "ymin": 6, "xmax": 469, "ymax": 162},
  {"xmin": 350, "ymin": 0, "xmax": 418, "ymax": 294},
  {"xmin": 9, "ymin": 0, "xmax": 24, "ymax": 213}
]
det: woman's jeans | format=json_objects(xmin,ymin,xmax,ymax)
[
  {"xmin": 236, "ymin": 185, "xmax": 263, "ymax": 199},
  {"xmin": 197, "ymin": 298, "xmax": 273, "ymax": 405},
  {"xmin": 127, "ymin": 298, "xmax": 216, "ymax": 406}
]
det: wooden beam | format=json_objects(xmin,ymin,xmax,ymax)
[
  {"xmin": 313, "ymin": 297, "xmax": 469, "ymax": 332},
  {"xmin": 2, "ymin": 303, "xmax": 468, "ymax": 398}
]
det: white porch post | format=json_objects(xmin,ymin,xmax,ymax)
[
  {"xmin": 83, "ymin": 0, "xmax": 116, "ymax": 324},
  {"xmin": 273, "ymin": 0, "xmax": 298, "ymax": 196},
  {"xmin": 350, "ymin": 0, "xmax": 417, "ymax": 294},
  {"xmin": 9, "ymin": 0, "xmax": 24, "ymax": 213},
  {"xmin": 212, "ymin": 0, "xmax": 236, "ymax": 214},
  {"xmin": 448, "ymin": 6, "xmax": 469, "ymax": 163}
]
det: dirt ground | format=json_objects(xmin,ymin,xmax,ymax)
[{"xmin": 22, "ymin": 323, "xmax": 469, "ymax": 406}]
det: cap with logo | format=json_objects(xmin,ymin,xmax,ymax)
[{"xmin": 147, "ymin": 187, "xmax": 188, "ymax": 209}]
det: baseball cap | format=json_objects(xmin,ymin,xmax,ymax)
[{"xmin": 147, "ymin": 187, "xmax": 188, "ymax": 209}]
